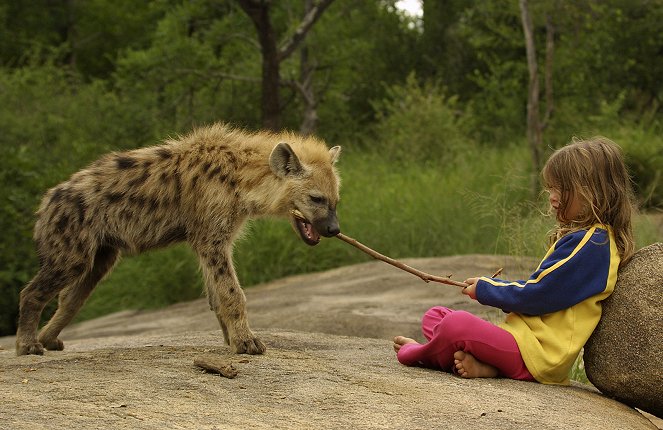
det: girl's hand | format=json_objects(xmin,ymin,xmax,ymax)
[{"xmin": 462, "ymin": 277, "xmax": 479, "ymax": 300}]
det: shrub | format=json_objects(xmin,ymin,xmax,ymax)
[{"xmin": 370, "ymin": 74, "xmax": 473, "ymax": 165}]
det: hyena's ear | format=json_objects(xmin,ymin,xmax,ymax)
[
  {"xmin": 269, "ymin": 142, "xmax": 305, "ymax": 178},
  {"xmin": 329, "ymin": 146, "xmax": 341, "ymax": 164}
]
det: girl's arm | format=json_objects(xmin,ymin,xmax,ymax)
[{"xmin": 471, "ymin": 227, "xmax": 614, "ymax": 315}]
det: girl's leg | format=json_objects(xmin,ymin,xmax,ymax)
[
  {"xmin": 396, "ymin": 308, "xmax": 534, "ymax": 381},
  {"xmin": 393, "ymin": 306, "xmax": 452, "ymax": 352},
  {"xmin": 421, "ymin": 306, "xmax": 453, "ymax": 341}
]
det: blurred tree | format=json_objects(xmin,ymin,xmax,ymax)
[
  {"xmin": 421, "ymin": 0, "xmax": 479, "ymax": 96},
  {"xmin": 0, "ymin": 0, "xmax": 69, "ymax": 66},
  {"xmin": 303, "ymin": 0, "xmax": 421, "ymax": 139},
  {"xmin": 236, "ymin": 0, "xmax": 335, "ymax": 130},
  {"xmin": 2, "ymin": 0, "xmax": 661, "ymax": 337},
  {"xmin": 519, "ymin": 0, "xmax": 555, "ymax": 194},
  {"xmin": 0, "ymin": 0, "xmax": 166, "ymax": 78}
]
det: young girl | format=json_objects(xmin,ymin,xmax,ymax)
[{"xmin": 393, "ymin": 136, "xmax": 637, "ymax": 385}]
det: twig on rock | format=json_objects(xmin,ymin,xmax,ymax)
[
  {"xmin": 335, "ymin": 233, "xmax": 469, "ymax": 288},
  {"xmin": 194, "ymin": 355, "xmax": 239, "ymax": 379}
]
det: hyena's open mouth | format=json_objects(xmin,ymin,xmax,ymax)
[{"xmin": 290, "ymin": 209, "xmax": 321, "ymax": 246}]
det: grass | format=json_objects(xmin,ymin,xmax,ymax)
[
  {"xmin": 570, "ymin": 352, "xmax": 590, "ymax": 385},
  {"xmin": 77, "ymin": 143, "xmax": 661, "ymax": 332},
  {"xmin": 63, "ymin": 142, "xmax": 660, "ymax": 385}
]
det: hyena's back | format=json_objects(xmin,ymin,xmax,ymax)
[
  {"xmin": 36, "ymin": 148, "xmax": 183, "ymax": 260},
  {"xmin": 16, "ymin": 123, "xmax": 342, "ymax": 356},
  {"xmin": 35, "ymin": 126, "xmax": 271, "ymax": 254}
]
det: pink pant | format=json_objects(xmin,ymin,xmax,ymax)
[{"xmin": 397, "ymin": 306, "xmax": 534, "ymax": 381}]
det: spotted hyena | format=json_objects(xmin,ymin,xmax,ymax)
[{"xmin": 16, "ymin": 123, "xmax": 341, "ymax": 356}]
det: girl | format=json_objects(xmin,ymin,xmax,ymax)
[{"xmin": 393, "ymin": 136, "xmax": 637, "ymax": 385}]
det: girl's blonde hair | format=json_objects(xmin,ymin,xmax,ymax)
[{"xmin": 541, "ymin": 136, "xmax": 637, "ymax": 264}]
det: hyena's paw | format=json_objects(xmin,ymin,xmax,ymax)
[
  {"xmin": 232, "ymin": 336, "xmax": 266, "ymax": 355},
  {"xmin": 38, "ymin": 337, "xmax": 64, "ymax": 351},
  {"xmin": 16, "ymin": 341, "xmax": 45, "ymax": 356}
]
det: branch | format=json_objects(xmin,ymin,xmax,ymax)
[
  {"xmin": 281, "ymin": 78, "xmax": 315, "ymax": 105},
  {"xmin": 194, "ymin": 355, "xmax": 238, "ymax": 379},
  {"xmin": 278, "ymin": 0, "xmax": 335, "ymax": 62},
  {"xmin": 335, "ymin": 233, "xmax": 469, "ymax": 288},
  {"xmin": 541, "ymin": 13, "xmax": 555, "ymax": 130},
  {"xmin": 173, "ymin": 68, "xmax": 261, "ymax": 83}
]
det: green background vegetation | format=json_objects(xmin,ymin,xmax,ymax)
[{"xmin": 1, "ymin": 0, "xmax": 661, "ymax": 341}]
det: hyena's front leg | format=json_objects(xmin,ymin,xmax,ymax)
[{"xmin": 195, "ymin": 245, "xmax": 265, "ymax": 355}]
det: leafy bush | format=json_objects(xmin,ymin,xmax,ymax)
[
  {"xmin": 620, "ymin": 132, "xmax": 662, "ymax": 210},
  {"xmin": 76, "ymin": 245, "xmax": 203, "ymax": 322},
  {"xmin": 0, "ymin": 61, "xmax": 158, "ymax": 335},
  {"xmin": 547, "ymin": 95, "xmax": 663, "ymax": 210},
  {"xmin": 370, "ymin": 74, "xmax": 473, "ymax": 165}
]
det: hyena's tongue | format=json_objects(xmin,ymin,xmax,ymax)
[
  {"xmin": 291, "ymin": 209, "xmax": 321, "ymax": 246},
  {"xmin": 297, "ymin": 218, "xmax": 321, "ymax": 246}
]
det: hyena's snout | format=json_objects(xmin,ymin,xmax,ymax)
[
  {"xmin": 292, "ymin": 207, "xmax": 340, "ymax": 246},
  {"xmin": 313, "ymin": 208, "xmax": 340, "ymax": 238}
]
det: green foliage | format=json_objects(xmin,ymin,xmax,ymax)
[
  {"xmin": 570, "ymin": 352, "xmax": 590, "ymax": 385},
  {"xmin": 303, "ymin": 0, "xmax": 422, "ymax": 139},
  {"xmin": 78, "ymin": 138, "xmax": 660, "ymax": 324},
  {"xmin": 551, "ymin": 1, "xmax": 663, "ymax": 118},
  {"xmin": 613, "ymin": 130, "xmax": 662, "ymax": 211},
  {"xmin": 76, "ymin": 245, "xmax": 203, "ymax": 321},
  {"xmin": 370, "ymin": 74, "xmax": 472, "ymax": 165},
  {"xmin": 0, "ymin": 144, "xmax": 39, "ymax": 336},
  {"xmin": 0, "ymin": 0, "xmax": 165, "ymax": 77},
  {"xmin": 454, "ymin": 0, "xmax": 528, "ymax": 143},
  {"xmin": 0, "ymin": 61, "xmax": 157, "ymax": 335},
  {"xmin": 544, "ymin": 94, "xmax": 663, "ymax": 210},
  {"xmin": 1, "ymin": 0, "xmax": 662, "ymax": 335},
  {"xmin": 113, "ymin": 0, "xmax": 260, "ymax": 133}
]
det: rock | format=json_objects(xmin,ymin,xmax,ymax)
[
  {"xmin": 0, "ymin": 330, "xmax": 657, "ymax": 430},
  {"xmin": 585, "ymin": 242, "xmax": 663, "ymax": 418},
  {"xmin": 1, "ymin": 255, "xmax": 660, "ymax": 428}
]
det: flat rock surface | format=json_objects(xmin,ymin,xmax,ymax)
[{"xmin": 1, "ymin": 255, "xmax": 660, "ymax": 429}]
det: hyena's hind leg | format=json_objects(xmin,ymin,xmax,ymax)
[
  {"xmin": 16, "ymin": 267, "xmax": 74, "ymax": 356},
  {"xmin": 37, "ymin": 246, "xmax": 120, "ymax": 352}
]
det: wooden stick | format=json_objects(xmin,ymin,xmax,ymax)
[
  {"xmin": 335, "ymin": 233, "xmax": 469, "ymax": 288},
  {"xmin": 194, "ymin": 356, "xmax": 239, "ymax": 379}
]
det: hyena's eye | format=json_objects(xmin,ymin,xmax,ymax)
[{"xmin": 309, "ymin": 195, "xmax": 326, "ymax": 205}]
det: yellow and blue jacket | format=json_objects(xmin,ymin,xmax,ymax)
[{"xmin": 475, "ymin": 224, "xmax": 620, "ymax": 385}]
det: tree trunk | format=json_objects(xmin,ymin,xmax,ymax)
[
  {"xmin": 543, "ymin": 14, "xmax": 555, "ymax": 129},
  {"xmin": 519, "ymin": 0, "xmax": 544, "ymax": 195},
  {"xmin": 298, "ymin": 0, "xmax": 318, "ymax": 135},
  {"xmin": 61, "ymin": 0, "xmax": 78, "ymax": 68},
  {"xmin": 237, "ymin": 0, "xmax": 335, "ymax": 131},
  {"xmin": 237, "ymin": 0, "xmax": 282, "ymax": 131}
]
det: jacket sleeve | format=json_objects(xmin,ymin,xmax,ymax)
[{"xmin": 475, "ymin": 227, "xmax": 612, "ymax": 315}]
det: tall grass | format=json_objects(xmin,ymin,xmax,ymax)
[{"xmin": 79, "ymin": 142, "xmax": 661, "ymax": 322}]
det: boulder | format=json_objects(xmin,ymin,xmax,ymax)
[
  {"xmin": 585, "ymin": 242, "xmax": 663, "ymax": 418},
  {"xmin": 0, "ymin": 330, "xmax": 657, "ymax": 430},
  {"xmin": 1, "ymin": 255, "xmax": 660, "ymax": 428}
]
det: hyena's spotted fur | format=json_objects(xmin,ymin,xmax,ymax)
[{"xmin": 16, "ymin": 123, "xmax": 341, "ymax": 356}]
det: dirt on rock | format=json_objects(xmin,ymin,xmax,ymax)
[{"xmin": 1, "ymin": 255, "xmax": 660, "ymax": 429}]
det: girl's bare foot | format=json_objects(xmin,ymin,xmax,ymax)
[
  {"xmin": 393, "ymin": 336, "xmax": 419, "ymax": 352},
  {"xmin": 453, "ymin": 351, "xmax": 499, "ymax": 378}
]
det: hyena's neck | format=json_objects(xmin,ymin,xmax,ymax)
[{"xmin": 175, "ymin": 132, "xmax": 290, "ymax": 221}]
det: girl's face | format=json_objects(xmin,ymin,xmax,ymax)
[{"xmin": 548, "ymin": 188, "xmax": 585, "ymax": 222}]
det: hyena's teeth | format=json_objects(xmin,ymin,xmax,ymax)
[{"xmin": 291, "ymin": 209, "xmax": 305, "ymax": 220}]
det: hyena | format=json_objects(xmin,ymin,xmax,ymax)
[{"xmin": 16, "ymin": 123, "xmax": 341, "ymax": 356}]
